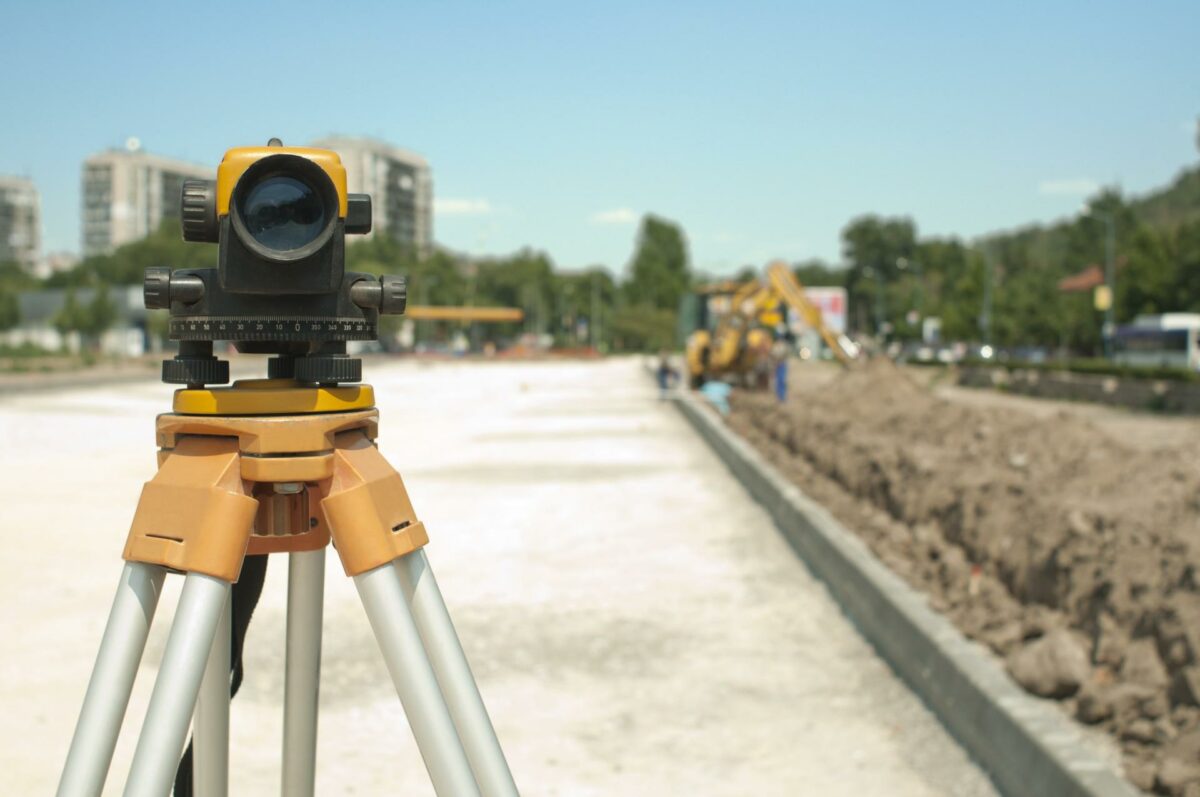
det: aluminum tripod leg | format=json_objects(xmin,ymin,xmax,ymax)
[
  {"xmin": 193, "ymin": 593, "xmax": 231, "ymax": 796},
  {"xmin": 124, "ymin": 573, "xmax": 231, "ymax": 797},
  {"xmin": 355, "ymin": 562, "xmax": 481, "ymax": 797},
  {"xmin": 282, "ymin": 549, "xmax": 325, "ymax": 797},
  {"xmin": 396, "ymin": 550, "xmax": 518, "ymax": 797},
  {"xmin": 57, "ymin": 562, "xmax": 166, "ymax": 797}
]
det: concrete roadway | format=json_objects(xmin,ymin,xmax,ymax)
[{"xmin": 0, "ymin": 357, "xmax": 996, "ymax": 795}]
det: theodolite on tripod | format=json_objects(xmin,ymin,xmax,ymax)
[{"xmin": 57, "ymin": 139, "xmax": 518, "ymax": 797}]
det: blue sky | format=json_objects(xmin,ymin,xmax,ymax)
[{"xmin": 1, "ymin": 1, "xmax": 1196, "ymax": 276}]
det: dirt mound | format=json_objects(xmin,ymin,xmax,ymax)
[{"xmin": 729, "ymin": 360, "xmax": 1200, "ymax": 795}]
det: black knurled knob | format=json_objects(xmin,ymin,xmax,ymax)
[
  {"xmin": 293, "ymin": 356, "xmax": 362, "ymax": 384},
  {"xmin": 144, "ymin": 267, "xmax": 171, "ymax": 309},
  {"xmin": 181, "ymin": 180, "xmax": 219, "ymax": 243},
  {"xmin": 162, "ymin": 357, "xmax": 230, "ymax": 385},
  {"xmin": 380, "ymin": 275, "xmax": 407, "ymax": 315},
  {"xmin": 267, "ymin": 356, "xmax": 296, "ymax": 379}
]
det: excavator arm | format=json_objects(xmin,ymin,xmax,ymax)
[{"xmin": 765, "ymin": 261, "xmax": 854, "ymax": 366}]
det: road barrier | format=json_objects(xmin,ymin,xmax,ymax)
[{"xmin": 673, "ymin": 392, "xmax": 1136, "ymax": 797}]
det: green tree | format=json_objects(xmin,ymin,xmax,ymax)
[
  {"xmin": 0, "ymin": 290, "xmax": 16, "ymax": 331},
  {"xmin": 792, "ymin": 259, "xmax": 845, "ymax": 287},
  {"xmin": 0, "ymin": 261, "xmax": 37, "ymax": 331},
  {"xmin": 624, "ymin": 215, "xmax": 691, "ymax": 310},
  {"xmin": 52, "ymin": 284, "xmax": 117, "ymax": 351},
  {"xmin": 53, "ymin": 289, "xmax": 84, "ymax": 343},
  {"xmin": 610, "ymin": 304, "xmax": 677, "ymax": 351},
  {"xmin": 83, "ymin": 283, "xmax": 117, "ymax": 342},
  {"xmin": 46, "ymin": 219, "xmax": 215, "ymax": 288},
  {"xmin": 1117, "ymin": 225, "xmax": 1175, "ymax": 319},
  {"xmin": 841, "ymin": 215, "xmax": 917, "ymax": 333},
  {"xmin": 1173, "ymin": 220, "xmax": 1200, "ymax": 311},
  {"xmin": 540, "ymin": 267, "xmax": 616, "ymax": 347},
  {"xmin": 936, "ymin": 249, "xmax": 987, "ymax": 342}
]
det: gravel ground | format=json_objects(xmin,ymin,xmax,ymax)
[{"xmin": 0, "ymin": 357, "xmax": 995, "ymax": 795}]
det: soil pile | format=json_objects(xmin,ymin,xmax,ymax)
[{"xmin": 729, "ymin": 359, "xmax": 1200, "ymax": 795}]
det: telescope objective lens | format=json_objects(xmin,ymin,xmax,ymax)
[{"xmin": 238, "ymin": 175, "xmax": 327, "ymax": 252}]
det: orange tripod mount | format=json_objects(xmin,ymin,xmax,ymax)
[
  {"xmin": 57, "ymin": 379, "xmax": 518, "ymax": 797},
  {"xmin": 124, "ymin": 379, "xmax": 428, "ymax": 582}
]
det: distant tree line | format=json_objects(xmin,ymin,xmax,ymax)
[
  {"xmin": 0, "ymin": 212, "xmax": 695, "ymax": 353},
  {"xmin": 789, "ymin": 165, "xmax": 1200, "ymax": 355},
  {"xmin": 4, "ymin": 163, "xmax": 1197, "ymax": 357}
]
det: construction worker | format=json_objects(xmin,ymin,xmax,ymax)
[
  {"xmin": 770, "ymin": 336, "xmax": 789, "ymax": 403},
  {"xmin": 656, "ymin": 350, "xmax": 677, "ymax": 399}
]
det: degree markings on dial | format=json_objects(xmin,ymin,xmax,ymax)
[{"xmin": 169, "ymin": 316, "xmax": 373, "ymax": 341}]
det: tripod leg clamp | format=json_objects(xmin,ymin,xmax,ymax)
[
  {"xmin": 322, "ymin": 430, "xmax": 429, "ymax": 576},
  {"xmin": 123, "ymin": 436, "xmax": 258, "ymax": 582}
]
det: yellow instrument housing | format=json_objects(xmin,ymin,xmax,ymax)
[
  {"xmin": 173, "ymin": 379, "xmax": 375, "ymax": 415},
  {"xmin": 216, "ymin": 145, "xmax": 349, "ymax": 218}
]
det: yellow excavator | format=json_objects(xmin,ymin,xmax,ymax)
[{"xmin": 685, "ymin": 260, "xmax": 853, "ymax": 388}]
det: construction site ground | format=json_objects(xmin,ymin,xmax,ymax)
[
  {"xmin": 0, "ymin": 357, "xmax": 995, "ymax": 796},
  {"xmin": 730, "ymin": 359, "xmax": 1200, "ymax": 796}
]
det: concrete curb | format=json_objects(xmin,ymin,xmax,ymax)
[{"xmin": 673, "ymin": 392, "xmax": 1137, "ymax": 797}]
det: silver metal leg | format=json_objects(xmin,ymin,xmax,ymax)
[
  {"xmin": 58, "ymin": 562, "xmax": 166, "ymax": 797},
  {"xmin": 282, "ymin": 549, "xmax": 325, "ymax": 797},
  {"xmin": 354, "ymin": 562, "xmax": 481, "ymax": 797},
  {"xmin": 124, "ymin": 573, "xmax": 231, "ymax": 797},
  {"xmin": 396, "ymin": 550, "xmax": 518, "ymax": 797},
  {"xmin": 194, "ymin": 593, "xmax": 231, "ymax": 796}
]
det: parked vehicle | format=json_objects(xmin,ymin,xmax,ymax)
[{"xmin": 1113, "ymin": 314, "xmax": 1200, "ymax": 371}]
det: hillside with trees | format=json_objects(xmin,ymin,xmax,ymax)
[{"xmin": 832, "ymin": 163, "xmax": 1200, "ymax": 354}]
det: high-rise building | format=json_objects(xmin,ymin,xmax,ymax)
[
  {"xmin": 81, "ymin": 142, "xmax": 213, "ymax": 256},
  {"xmin": 0, "ymin": 176, "xmax": 40, "ymax": 269},
  {"xmin": 311, "ymin": 136, "xmax": 433, "ymax": 256}
]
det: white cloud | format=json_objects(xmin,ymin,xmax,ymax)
[
  {"xmin": 1038, "ymin": 179, "xmax": 1099, "ymax": 197},
  {"xmin": 435, "ymin": 198, "xmax": 493, "ymax": 216},
  {"xmin": 590, "ymin": 207, "xmax": 638, "ymax": 225}
]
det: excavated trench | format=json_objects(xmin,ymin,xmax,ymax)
[{"xmin": 728, "ymin": 360, "xmax": 1200, "ymax": 796}]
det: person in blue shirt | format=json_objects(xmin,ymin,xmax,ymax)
[
  {"xmin": 656, "ymin": 350, "xmax": 677, "ymax": 399},
  {"xmin": 770, "ymin": 337, "xmax": 789, "ymax": 404}
]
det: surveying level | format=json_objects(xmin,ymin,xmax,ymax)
[
  {"xmin": 57, "ymin": 141, "xmax": 518, "ymax": 797},
  {"xmin": 144, "ymin": 137, "xmax": 406, "ymax": 386}
]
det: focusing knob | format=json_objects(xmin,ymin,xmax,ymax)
[
  {"xmin": 162, "ymin": 357, "xmax": 230, "ymax": 386},
  {"xmin": 181, "ymin": 180, "xmax": 219, "ymax": 243},
  {"xmin": 144, "ymin": 267, "xmax": 171, "ymax": 309},
  {"xmin": 381, "ymin": 275, "xmax": 407, "ymax": 315},
  {"xmin": 144, "ymin": 268, "xmax": 204, "ymax": 309},
  {"xmin": 293, "ymin": 356, "xmax": 362, "ymax": 384}
]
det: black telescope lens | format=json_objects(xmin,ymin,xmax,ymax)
[{"xmin": 238, "ymin": 175, "xmax": 327, "ymax": 252}]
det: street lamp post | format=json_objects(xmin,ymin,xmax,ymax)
[
  {"xmin": 1098, "ymin": 211, "xmax": 1117, "ymax": 358},
  {"xmin": 414, "ymin": 274, "xmax": 439, "ymax": 350},
  {"xmin": 980, "ymin": 247, "xmax": 993, "ymax": 347},
  {"xmin": 590, "ymin": 271, "xmax": 601, "ymax": 350},
  {"xmin": 897, "ymin": 257, "xmax": 924, "ymax": 333},
  {"xmin": 862, "ymin": 265, "xmax": 885, "ymax": 337}
]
